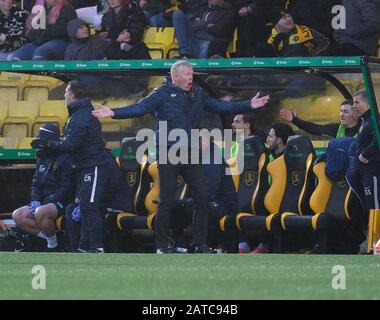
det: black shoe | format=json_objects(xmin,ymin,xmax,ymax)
[
  {"xmin": 86, "ymin": 248, "xmax": 105, "ymax": 253},
  {"xmin": 194, "ymin": 244, "xmax": 212, "ymax": 254}
]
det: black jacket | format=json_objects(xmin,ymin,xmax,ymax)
[
  {"xmin": 31, "ymin": 153, "xmax": 75, "ymax": 205},
  {"xmin": 65, "ymin": 19, "xmax": 107, "ymax": 60},
  {"xmin": 104, "ymin": 40, "xmax": 151, "ymax": 60},
  {"xmin": 292, "ymin": 116, "xmax": 361, "ymax": 138},
  {"xmin": 112, "ymin": 78, "xmax": 253, "ymax": 146},
  {"xmin": 27, "ymin": 4, "xmax": 77, "ymax": 45},
  {"xmin": 356, "ymin": 110, "xmax": 380, "ymax": 174},
  {"xmin": 50, "ymin": 98, "xmax": 111, "ymax": 168},
  {"xmin": 101, "ymin": 3, "xmax": 145, "ymax": 43}
]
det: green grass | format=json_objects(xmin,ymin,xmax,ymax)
[{"xmin": 0, "ymin": 252, "xmax": 379, "ymax": 300}]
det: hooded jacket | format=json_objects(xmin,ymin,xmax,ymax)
[{"xmin": 65, "ymin": 18, "xmax": 107, "ymax": 60}]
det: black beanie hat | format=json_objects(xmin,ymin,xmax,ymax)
[{"xmin": 37, "ymin": 123, "xmax": 60, "ymax": 141}]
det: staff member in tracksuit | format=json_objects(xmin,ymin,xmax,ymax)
[
  {"xmin": 93, "ymin": 60, "xmax": 270, "ymax": 254},
  {"xmin": 13, "ymin": 124, "xmax": 75, "ymax": 251},
  {"xmin": 353, "ymin": 89, "xmax": 380, "ymax": 211},
  {"xmin": 32, "ymin": 80, "xmax": 114, "ymax": 253}
]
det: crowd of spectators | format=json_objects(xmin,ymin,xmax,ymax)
[{"xmin": 0, "ymin": 0, "xmax": 378, "ymax": 61}]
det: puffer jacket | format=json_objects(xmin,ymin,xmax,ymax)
[
  {"xmin": 112, "ymin": 77, "xmax": 253, "ymax": 146},
  {"xmin": 31, "ymin": 153, "xmax": 75, "ymax": 205},
  {"xmin": 50, "ymin": 98, "xmax": 111, "ymax": 168}
]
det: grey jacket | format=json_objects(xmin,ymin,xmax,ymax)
[{"xmin": 333, "ymin": 0, "xmax": 380, "ymax": 56}]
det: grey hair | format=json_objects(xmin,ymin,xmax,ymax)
[
  {"xmin": 170, "ymin": 60, "xmax": 193, "ymax": 75},
  {"xmin": 353, "ymin": 89, "xmax": 369, "ymax": 103}
]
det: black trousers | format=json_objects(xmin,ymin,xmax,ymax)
[
  {"xmin": 362, "ymin": 173, "xmax": 380, "ymax": 211},
  {"xmin": 155, "ymin": 161, "xmax": 209, "ymax": 249},
  {"xmin": 77, "ymin": 162, "xmax": 110, "ymax": 250}
]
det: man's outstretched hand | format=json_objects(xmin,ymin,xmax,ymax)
[
  {"xmin": 251, "ymin": 92, "xmax": 270, "ymax": 109},
  {"xmin": 92, "ymin": 105, "xmax": 114, "ymax": 118}
]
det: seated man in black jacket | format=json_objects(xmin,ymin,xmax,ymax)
[
  {"xmin": 280, "ymin": 99, "xmax": 361, "ymax": 139},
  {"xmin": 104, "ymin": 28, "xmax": 151, "ymax": 60},
  {"xmin": 12, "ymin": 124, "xmax": 75, "ymax": 251}
]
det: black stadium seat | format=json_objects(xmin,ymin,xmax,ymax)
[{"xmin": 236, "ymin": 135, "xmax": 316, "ymax": 252}]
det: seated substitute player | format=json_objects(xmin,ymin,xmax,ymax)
[{"xmin": 12, "ymin": 124, "xmax": 75, "ymax": 251}]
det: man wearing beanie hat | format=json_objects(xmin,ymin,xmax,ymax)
[
  {"xmin": 267, "ymin": 11, "xmax": 330, "ymax": 57},
  {"xmin": 12, "ymin": 124, "xmax": 75, "ymax": 251},
  {"xmin": 65, "ymin": 18, "xmax": 107, "ymax": 60}
]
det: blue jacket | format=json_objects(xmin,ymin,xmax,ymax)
[
  {"xmin": 356, "ymin": 110, "xmax": 380, "ymax": 174},
  {"xmin": 112, "ymin": 78, "xmax": 253, "ymax": 146},
  {"xmin": 51, "ymin": 98, "xmax": 111, "ymax": 168},
  {"xmin": 31, "ymin": 153, "xmax": 75, "ymax": 206}
]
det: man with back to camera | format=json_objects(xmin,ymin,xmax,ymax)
[
  {"xmin": 32, "ymin": 80, "xmax": 116, "ymax": 253},
  {"xmin": 93, "ymin": 60, "xmax": 270, "ymax": 253},
  {"xmin": 13, "ymin": 124, "xmax": 75, "ymax": 251}
]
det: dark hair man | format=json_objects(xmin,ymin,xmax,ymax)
[
  {"xmin": 32, "ymin": 80, "xmax": 116, "ymax": 253},
  {"xmin": 230, "ymin": 113, "xmax": 267, "ymax": 158},
  {"xmin": 13, "ymin": 124, "xmax": 75, "ymax": 251},
  {"xmin": 280, "ymin": 100, "xmax": 361, "ymax": 138},
  {"xmin": 266, "ymin": 122, "xmax": 294, "ymax": 160},
  {"xmin": 93, "ymin": 60, "xmax": 270, "ymax": 253}
]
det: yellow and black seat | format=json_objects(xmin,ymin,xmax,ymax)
[
  {"xmin": 236, "ymin": 135, "xmax": 316, "ymax": 251},
  {"xmin": 105, "ymin": 137, "xmax": 151, "ymax": 233},
  {"xmin": 220, "ymin": 136, "xmax": 269, "ymax": 234},
  {"xmin": 281, "ymin": 159, "xmax": 366, "ymax": 253}
]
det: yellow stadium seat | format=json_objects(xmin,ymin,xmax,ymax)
[
  {"xmin": 33, "ymin": 100, "xmax": 68, "ymax": 135},
  {"xmin": 23, "ymin": 87, "xmax": 49, "ymax": 102},
  {"xmin": 2, "ymin": 101, "xmax": 39, "ymax": 137},
  {"xmin": 0, "ymin": 137, "xmax": 18, "ymax": 149},
  {"xmin": 377, "ymin": 39, "xmax": 380, "ymax": 57},
  {"xmin": 0, "ymin": 87, "xmax": 19, "ymax": 101},
  {"xmin": 0, "ymin": 101, "xmax": 8, "ymax": 125},
  {"xmin": 22, "ymin": 75, "xmax": 64, "ymax": 101},
  {"xmin": 18, "ymin": 137, "xmax": 35, "ymax": 149},
  {"xmin": 144, "ymin": 27, "xmax": 175, "ymax": 59},
  {"xmin": 226, "ymin": 29, "xmax": 238, "ymax": 58},
  {"xmin": 167, "ymin": 42, "xmax": 179, "ymax": 59},
  {"xmin": 0, "ymin": 72, "xmax": 30, "ymax": 100}
]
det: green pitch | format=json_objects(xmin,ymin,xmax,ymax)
[{"xmin": 0, "ymin": 252, "xmax": 379, "ymax": 300}]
